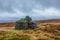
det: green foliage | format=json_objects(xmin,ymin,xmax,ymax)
[
  {"xmin": 18, "ymin": 16, "xmax": 32, "ymax": 23},
  {"xmin": 18, "ymin": 18, "xmax": 27, "ymax": 23},
  {"xmin": 15, "ymin": 16, "xmax": 36, "ymax": 30},
  {"xmin": 25, "ymin": 16, "xmax": 32, "ymax": 22}
]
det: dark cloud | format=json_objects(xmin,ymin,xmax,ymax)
[
  {"xmin": 0, "ymin": 0, "xmax": 36, "ymax": 13},
  {"xmin": 0, "ymin": 0, "xmax": 60, "ymax": 22},
  {"xmin": 36, "ymin": 0, "xmax": 60, "ymax": 9},
  {"xmin": 0, "ymin": 0, "xmax": 60, "ymax": 13}
]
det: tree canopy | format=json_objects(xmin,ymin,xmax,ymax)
[
  {"xmin": 24, "ymin": 16, "xmax": 32, "ymax": 22},
  {"xmin": 15, "ymin": 16, "xmax": 36, "ymax": 30},
  {"xmin": 18, "ymin": 16, "xmax": 32, "ymax": 23}
]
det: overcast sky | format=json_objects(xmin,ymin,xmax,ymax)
[{"xmin": 0, "ymin": 0, "xmax": 60, "ymax": 22}]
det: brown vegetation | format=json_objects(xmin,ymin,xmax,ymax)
[
  {"xmin": 0, "ymin": 19, "xmax": 60, "ymax": 40},
  {"xmin": 36, "ymin": 19, "xmax": 60, "ymax": 30},
  {"xmin": 0, "ymin": 22, "xmax": 15, "ymax": 27}
]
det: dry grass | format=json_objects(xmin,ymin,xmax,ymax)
[{"xmin": 0, "ymin": 23, "xmax": 60, "ymax": 40}]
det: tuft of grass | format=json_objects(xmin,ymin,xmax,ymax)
[{"xmin": 0, "ymin": 31, "xmax": 30, "ymax": 40}]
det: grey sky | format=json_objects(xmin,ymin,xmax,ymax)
[{"xmin": 0, "ymin": 0, "xmax": 60, "ymax": 22}]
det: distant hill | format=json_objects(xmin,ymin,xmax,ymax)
[
  {"xmin": 0, "ymin": 19, "xmax": 60, "ymax": 27},
  {"xmin": 0, "ymin": 22, "xmax": 16, "ymax": 27},
  {"xmin": 36, "ymin": 19, "xmax": 60, "ymax": 24}
]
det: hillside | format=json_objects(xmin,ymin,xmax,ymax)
[
  {"xmin": 0, "ymin": 19, "xmax": 60, "ymax": 40},
  {"xmin": 36, "ymin": 19, "xmax": 60, "ymax": 24},
  {"xmin": 0, "ymin": 24, "xmax": 60, "ymax": 40},
  {"xmin": 0, "ymin": 22, "xmax": 15, "ymax": 27},
  {"xmin": 36, "ymin": 19, "xmax": 60, "ymax": 30}
]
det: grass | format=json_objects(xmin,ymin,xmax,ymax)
[
  {"xmin": 0, "ymin": 31, "xmax": 30, "ymax": 40},
  {"xmin": 0, "ymin": 24, "xmax": 60, "ymax": 40}
]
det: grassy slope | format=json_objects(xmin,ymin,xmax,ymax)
[{"xmin": 0, "ymin": 26, "xmax": 60, "ymax": 40}]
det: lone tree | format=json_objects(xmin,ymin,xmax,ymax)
[{"xmin": 15, "ymin": 16, "xmax": 37, "ymax": 30}]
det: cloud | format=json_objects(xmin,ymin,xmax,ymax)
[
  {"xmin": 0, "ymin": 0, "xmax": 60, "ymax": 13},
  {"xmin": 0, "ymin": 0, "xmax": 36, "ymax": 13},
  {"xmin": 36, "ymin": 0, "xmax": 60, "ymax": 9},
  {"xmin": 32, "ymin": 8, "xmax": 60, "ymax": 16},
  {"xmin": 0, "ymin": 8, "xmax": 27, "ymax": 21},
  {"xmin": 0, "ymin": 0, "xmax": 60, "ymax": 21},
  {"xmin": 31, "ymin": 7, "xmax": 60, "ymax": 20}
]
